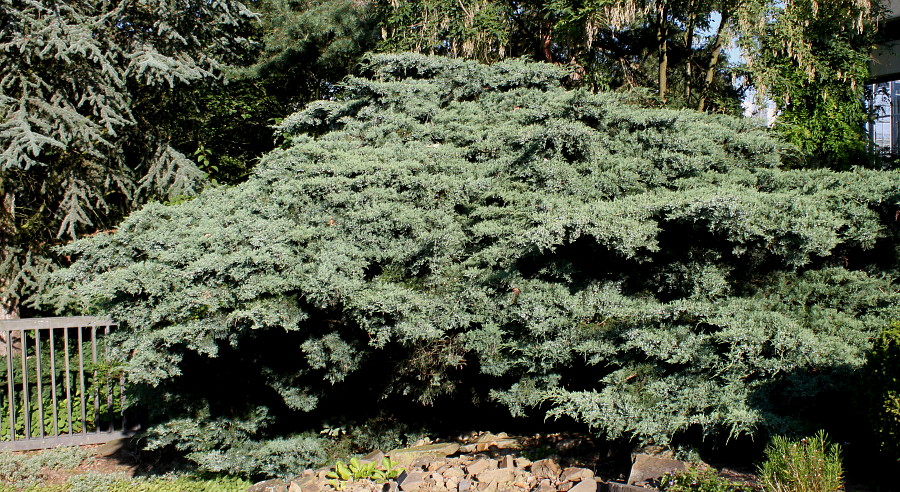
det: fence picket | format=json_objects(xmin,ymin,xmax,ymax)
[{"xmin": 0, "ymin": 317, "xmax": 137, "ymax": 451}]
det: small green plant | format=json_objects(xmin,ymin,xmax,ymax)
[
  {"xmin": 657, "ymin": 466, "xmax": 750, "ymax": 492},
  {"xmin": 327, "ymin": 456, "xmax": 405, "ymax": 490},
  {"xmin": 758, "ymin": 431, "xmax": 843, "ymax": 492}
]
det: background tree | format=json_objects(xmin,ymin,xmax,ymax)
[
  {"xmin": 0, "ymin": 0, "xmax": 256, "ymax": 319},
  {"xmin": 738, "ymin": 0, "xmax": 881, "ymax": 168},
  {"xmin": 162, "ymin": 0, "xmax": 380, "ymax": 187},
  {"xmin": 49, "ymin": 54, "xmax": 900, "ymax": 477},
  {"xmin": 371, "ymin": 0, "xmax": 884, "ymax": 138}
]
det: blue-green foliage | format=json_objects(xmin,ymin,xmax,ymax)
[{"xmin": 48, "ymin": 54, "xmax": 900, "ymax": 473}]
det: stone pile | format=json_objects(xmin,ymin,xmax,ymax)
[{"xmin": 248, "ymin": 433, "xmax": 681, "ymax": 492}]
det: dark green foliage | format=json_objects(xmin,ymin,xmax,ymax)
[
  {"xmin": 0, "ymin": 0, "xmax": 255, "ymax": 316},
  {"xmin": 49, "ymin": 54, "xmax": 900, "ymax": 474},
  {"xmin": 248, "ymin": 0, "xmax": 380, "ymax": 109},
  {"xmin": 864, "ymin": 321, "xmax": 900, "ymax": 463},
  {"xmin": 158, "ymin": 0, "xmax": 381, "ymax": 189},
  {"xmin": 169, "ymin": 78, "xmax": 285, "ymax": 186}
]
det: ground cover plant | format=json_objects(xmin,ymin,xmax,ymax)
[{"xmin": 48, "ymin": 54, "xmax": 900, "ymax": 477}]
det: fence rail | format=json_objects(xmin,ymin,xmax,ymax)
[{"xmin": 0, "ymin": 317, "xmax": 136, "ymax": 451}]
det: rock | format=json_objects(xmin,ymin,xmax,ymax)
[
  {"xmin": 382, "ymin": 482, "xmax": 399, "ymax": 492},
  {"xmin": 97, "ymin": 437, "xmax": 129, "ymax": 457},
  {"xmin": 444, "ymin": 467, "xmax": 466, "ymax": 480},
  {"xmin": 568, "ymin": 481, "xmax": 598, "ymax": 492},
  {"xmin": 292, "ymin": 476, "xmax": 317, "ymax": 486},
  {"xmin": 627, "ymin": 454, "xmax": 687, "ymax": 486},
  {"xmin": 431, "ymin": 471, "xmax": 446, "ymax": 486},
  {"xmin": 602, "ymin": 483, "xmax": 648, "ymax": 492},
  {"xmin": 476, "ymin": 468, "xmax": 515, "ymax": 484},
  {"xmin": 530, "ymin": 460, "xmax": 562, "ymax": 480},
  {"xmin": 389, "ymin": 443, "xmax": 461, "ymax": 467},
  {"xmin": 534, "ymin": 479, "xmax": 555, "ymax": 492},
  {"xmin": 398, "ymin": 471, "xmax": 429, "ymax": 491},
  {"xmin": 458, "ymin": 479, "xmax": 473, "ymax": 492},
  {"xmin": 556, "ymin": 482, "xmax": 573, "ymax": 492},
  {"xmin": 288, "ymin": 483, "xmax": 320, "ymax": 492},
  {"xmin": 514, "ymin": 457, "xmax": 532, "ymax": 469},
  {"xmin": 499, "ymin": 456, "xmax": 515, "ymax": 469},
  {"xmin": 477, "ymin": 433, "xmax": 502, "ymax": 443},
  {"xmin": 483, "ymin": 482, "xmax": 500, "ymax": 492},
  {"xmin": 635, "ymin": 445, "xmax": 673, "ymax": 459},
  {"xmin": 361, "ymin": 450, "xmax": 386, "ymax": 464},
  {"xmin": 459, "ymin": 434, "xmax": 522, "ymax": 453},
  {"xmin": 560, "ymin": 468, "xmax": 593, "ymax": 482},
  {"xmin": 466, "ymin": 458, "xmax": 497, "ymax": 476},
  {"xmin": 248, "ymin": 479, "xmax": 287, "ymax": 492},
  {"xmin": 411, "ymin": 456, "xmax": 435, "ymax": 470},
  {"xmin": 287, "ymin": 476, "xmax": 318, "ymax": 492},
  {"xmin": 555, "ymin": 439, "xmax": 580, "ymax": 454}
]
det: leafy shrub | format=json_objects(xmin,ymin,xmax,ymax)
[
  {"xmin": 658, "ymin": 466, "xmax": 750, "ymax": 492},
  {"xmin": 48, "ymin": 53, "xmax": 900, "ymax": 471},
  {"xmin": 758, "ymin": 431, "xmax": 843, "ymax": 492},
  {"xmin": 864, "ymin": 321, "xmax": 900, "ymax": 462}
]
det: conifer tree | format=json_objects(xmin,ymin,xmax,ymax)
[
  {"xmin": 51, "ymin": 54, "xmax": 900, "ymax": 475},
  {"xmin": 0, "ymin": 0, "xmax": 255, "ymax": 319}
]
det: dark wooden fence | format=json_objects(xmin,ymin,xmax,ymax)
[{"xmin": 0, "ymin": 317, "xmax": 136, "ymax": 451}]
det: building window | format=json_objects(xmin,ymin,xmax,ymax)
[{"xmin": 867, "ymin": 80, "xmax": 900, "ymax": 155}]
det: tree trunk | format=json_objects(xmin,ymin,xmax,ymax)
[
  {"xmin": 0, "ymin": 298, "xmax": 20, "ymax": 357},
  {"xmin": 684, "ymin": 0, "xmax": 697, "ymax": 104},
  {"xmin": 0, "ymin": 187, "xmax": 21, "ymax": 355},
  {"xmin": 656, "ymin": 2, "xmax": 669, "ymax": 103},
  {"xmin": 540, "ymin": 21, "xmax": 554, "ymax": 63},
  {"xmin": 697, "ymin": 10, "xmax": 731, "ymax": 112}
]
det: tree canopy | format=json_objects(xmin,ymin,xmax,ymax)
[
  {"xmin": 50, "ymin": 54, "xmax": 900, "ymax": 475},
  {"xmin": 2, "ymin": 0, "xmax": 886, "ymax": 320},
  {"xmin": 0, "ymin": 0, "xmax": 255, "ymax": 317}
]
